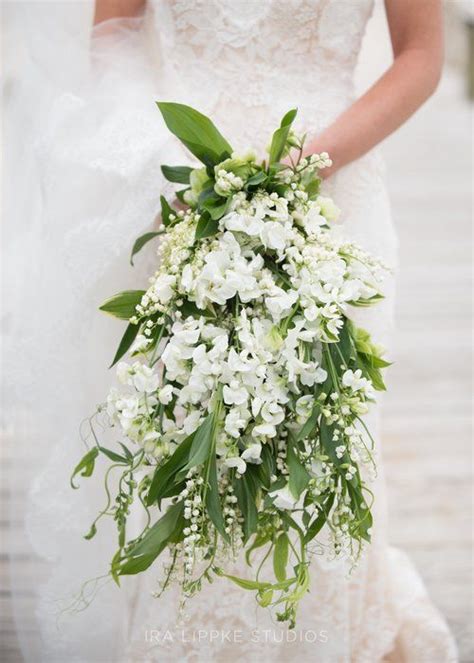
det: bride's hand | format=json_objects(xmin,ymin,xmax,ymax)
[{"xmin": 283, "ymin": 138, "xmax": 336, "ymax": 180}]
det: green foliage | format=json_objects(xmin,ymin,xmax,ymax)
[
  {"xmin": 70, "ymin": 447, "xmax": 99, "ymax": 489},
  {"xmin": 109, "ymin": 322, "xmax": 140, "ymax": 367},
  {"xmin": 130, "ymin": 231, "xmax": 164, "ymax": 266},
  {"xmin": 268, "ymin": 108, "xmax": 298, "ymax": 164},
  {"xmin": 99, "ymin": 290, "xmax": 145, "ymax": 320},
  {"xmin": 157, "ymin": 102, "xmax": 232, "ymax": 166},
  {"xmin": 161, "ymin": 164, "xmax": 193, "ymax": 184}
]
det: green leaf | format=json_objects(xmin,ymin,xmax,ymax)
[
  {"xmin": 157, "ymin": 102, "xmax": 233, "ymax": 166},
  {"xmin": 273, "ymin": 532, "xmax": 289, "ymax": 582},
  {"xmin": 184, "ymin": 412, "xmax": 214, "ymax": 471},
  {"xmin": 268, "ymin": 108, "xmax": 297, "ymax": 164},
  {"xmin": 109, "ymin": 322, "xmax": 140, "ymax": 368},
  {"xmin": 195, "ymin": 212, "xmax": 219, "ymax": 241},
  {"xmin": 200, "ymin": 193, "xmax": 229, "ymax": 220},
  {"xmin": 99, "ymin": 290, "xmax": 145, "ymax": 320},
  {"xmin": 234, "ymin": 470, "xmax": 258, "ymax": 541},
  {"xmin": 222, "ymin": 573, "xmax": 296, "ymax": 592},
  {"xmin": 287, "ymin": 434, "xmax": 310, "ymax": 499},
  {"xmin": 130, "ymin": 231, "xmax": 164, "ymax": 266},
  {"xmin": 97, "ymin": 445, "xmax": 129, "ymax": 464},
  {"xmin": 304, "ymin": 493, "xmax": 335, "ymax": 543},
  {"xmin": 296, "ymin": 403, "xmax": 321, "ymax": 441},
  {"xmin": 118, "ymin": 501, "xmax": 184, "ymax": 575},
  {"xmin": 176, "ymin": 187, "xmax": 190, "ymax": 203},
  {"xmin": 338, "ymin": 318, "xmax": 353, "ymax": 365},
  {"xmin": 70, "ymin": 447, "xmax": 99, "ymax": 489},
  {"xmin": 245, "ymin": 531, "xmax": 272, "ymax": 565},
  {"xmin": 160, "ymin": 195, "xmax": 175, "ymax": 227},
  {"xmin": 205, "ymin": 452, "xmax": 228, "ymax": 540},
  {"xmin": 320, "ymin": 419, "xmax": 340, "ymax": 466},
  {"xmin": 161, "ymin": 164, "xmax": 193, "ymax": 184},
  {"xmin": 84, "ymin": 523, "xmax": 97, "ymax": 540},
  {"xmin": 244, "ymin": 170, "xmax": 268, "ymax": 190},
  {"xmin": 146, "ymin": 432, "xmax": 195, "ymax": 506},
  {"xmin": 258, "ymin": 588, "xmax": 274, "ymax": 607}
]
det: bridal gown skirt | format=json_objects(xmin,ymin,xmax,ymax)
[{"xmin": 4, "ymin": 7, "xmax": 458, "ymax": 663}]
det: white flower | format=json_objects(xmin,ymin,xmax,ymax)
[
  {"xmin": 221, "ymin": 211, "xmax": 264, "ymax": 236},
  {"xmin": 152, "ymin": 273, "xmax": 176, "ymax": 304},
  {"xmin": 241, "ymin": 443, "xmax": 262, "ymax": 464},
  {"xmin": 223, "ymin": 383, "xmax": 249, "ymax": 406},
  {"xmin": 342, "ymin": 369, "xmax": 369, "ymax": 392},
  {"xmin": 316, "ymin": 195, "xmax": 340, "ymax": 222},
  {"xmin": 260, "ymin": 221, "xmax": 289, "ymax": 252},
  {"xmin": 265, "ymin": 288, "xmax": 298, "ymax": 322},
  {"xmin": 271, "ymin": 484, "xmax": 298, "ymax": 510},
  {"xmin": 130, "ymin": 334, "xmax": 151, "ymax": 354},
  {"xmin": 295, "ymin": 395, "xmax": 314, "ymax": 419},
  {"xmin": 132, "ymin": 364, "xmax": 160, "ymax": 393},
  {"xmin": 225, "ymin": 455, "xmax": 246, "ymax": 474},
  {"xmin": 253, "ymin": 422, "xmax": 277, "ymax": 438},
  {"xmin": 224, "ymin": 407, "xmax": 250, "ymax": 438},
  {"xmin": 302, "ymin": 205, "xmax": 326, "ymax": 235},
  {"xmin": 158, "ymin": 384, "xmax": 174, "ymax": 404}
]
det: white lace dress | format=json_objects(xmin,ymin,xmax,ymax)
[{"xmin": 4, "ymin": 1, "xmax": 457, "ymax": 661}]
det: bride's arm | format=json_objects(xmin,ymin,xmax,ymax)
[
  {"xmin": 306, "ymin": 0, "xmax": 443, "ymax": 177},
  {"xmin": 94, "ymin": 0, "xmax": 146, "ymax": 24}
]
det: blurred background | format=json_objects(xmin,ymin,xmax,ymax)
[{"xmin": 1, "ymin": 1, "xmax": 472, "ymax": 661}]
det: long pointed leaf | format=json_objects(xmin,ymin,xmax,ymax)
[{"xmin": 157, "ymin": 102, "xmax": 232, "ymax": 166}]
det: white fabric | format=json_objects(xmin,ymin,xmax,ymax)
[{"xmin": 2, "ymin": 1, "xmax": 457, "ymax": 661}]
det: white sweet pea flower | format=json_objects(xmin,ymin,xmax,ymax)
[
  {"xmin": 221, "ymin": 211, "xmax": 264, "ymax": 236},
  {"xmin": 116, "ymin": 361, "xmax": 132, "ymax": 386},
  {"xmin": 316, "ymin": 195, "xmax": 340, "ymax": 222},
  {"xmin": 151, "ymin": 273, "xmax": 176, "ymax": 304},
  {"xmin": 271, "ymin": 484, "xmax": 298, "ymax": 510},
  {"xmin": 241, "ymin": 443, "xmax": 262, "ymax": 464},
  {"xmin": 253, "ymin": 422, "xmax": 277, "ymax": 438},
  {"xmin": 260, "ymin": 221, "xmax": 289, "ymax": 252},
  {"xmin": 295, "ymin": 395, "xmax": 314, "ymax": 419},
  {"xmin": 225, "ymin": 455, "xmax": 246, "ymax": 474},
  {"xmin": 180, "ymin": 263, "xmax": 194, "ymax": 292},
  {"xmin": 342, "ymin": 369, "xmax": 370, "ymax": 392},
  {"xmin": 130, "ymin": 334, "xmax": 151, "ymax": 354},
  {"xmin": 223, "ymin": 383, "xmax": 249, "ymax": 406},
  {"xmin": 302, "ymin": 206, "xmax": 326, "ymax": 235},
  {"xmin": 182, "ymin": 410, "xmax": 203, "ymax": 435},
  {"xmin": 158, "ymin": 384, "xmax": 174, "ymax": 404},
  {"xmin": 265, "ymin": 288, "xmax": 298, "ymax": 322},
  {"xmin": 224, "ymin": 407, "xmax": 250, "ymax": 438},
  {"xmin": 132, "ymin": 364, "xmax": 160, "ymax": 393}
]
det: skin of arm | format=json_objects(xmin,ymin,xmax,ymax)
[
  {"xmin": 94, "ymin": 0, "xmax": 146, "ymax": 24},
  {"xmin": 305, "ymin": 0, "xmax": 444, "ymax": 177}
]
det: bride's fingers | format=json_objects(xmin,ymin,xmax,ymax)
[{"xmin": 172, "ymin": 198, "xmax": 188, "ymax": 211}]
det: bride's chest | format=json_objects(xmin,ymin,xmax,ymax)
[{"xmin": 150, "ymin": 0, "xmax": 374, "ymax": 63}]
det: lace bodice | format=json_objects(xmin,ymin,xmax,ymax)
[{"xmin": 149, "ymin": 0, "xmax": 374, "ymax": 148}]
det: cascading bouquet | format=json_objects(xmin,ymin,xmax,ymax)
[{"xmin": 72, "ymin": 103, "xmax": 390, "ymax": 627}]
